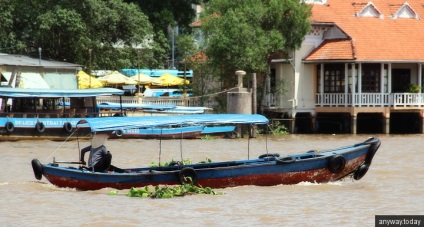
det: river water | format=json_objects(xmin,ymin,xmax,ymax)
[{"xmin": 0, "ymin": 134, "xmax": 423, "ymax": 226}]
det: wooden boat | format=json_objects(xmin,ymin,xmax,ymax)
[
  {"xmin": 0, "ymin": 87, "xmax": 124, "ymax": 141},
  {"xmin": 31, "ymin": 114, "xmax": 381, "ymax": 191},
  {"xmin": 111, "ymin": 125, "xmax": 205, "ymax": 139},
  {"xmin": 98, "ymin": 102, "xmax": 211, "ymax": 115},
  {"xmin": 99, "ymin": 103, "xmax": 219, "ymax": 139},
  {"xmin": 199, "ymin": 125, "xmax": 236, "ymax": 138},
  {"xmin": 110, "ymin": 125, "xmax": 235, "ymax": 139},
  {"xmin": 0, "ymin": 88, "xmax": 212, "ymax": 140}
]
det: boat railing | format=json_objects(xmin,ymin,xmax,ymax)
[
  {"xmin": 1, "ymin": 108, "xmax": 99, "ymax": 118},
  {"xmin": 96, "ymin": 96, "xmax": 220, "ymax": 109},
  {"xmin": 2, "ymin": 96, "xmax": 219, "ymax": 119},
  {"xmin": 2, "ymin": 111, "xmax": 57, "ymax": 118},
  {"xmin": 96, "ymin": 96, "xmax": 139, "ymax": 104}
]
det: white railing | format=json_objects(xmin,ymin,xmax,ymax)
[
  {"xmin": 393, "ymin": 93, "xmax": 424, "ymax": 107},
  {"xmin": 66, "ymin": 93, "xmax": 424, "ymax": 110},
  {"xmin": 316, "ymin": 93, "xmax": 351, "ymax": 107},
  {"xmin": 352, "ymin": 93, "xmax": 390, "ymax": 107},
  {"xmin": 96, "ymin": 96, "xmax": 186, "ymax": 106},
  {"xmin": 95, "ymin": 96, "xmax": 219, "ymax": 109},
  {"xmin": 316, "ymin": 93, "xmax": 424, "ymax": 107},
  {"xmin": 265, "ymin": 93, "xmax": 276, "ymax": 107},
  {"xmin": 98, "ymin": 96, "xmax": 139, "ymax": 104}
]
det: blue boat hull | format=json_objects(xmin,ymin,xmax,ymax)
[
  {"xmin": 33, "ymin": 137, "xmax": 381, "ymax": 190},
  {"xmin": 0, "ymin": 117, "xmax": 91, "ymax": 140},
  {"xmin": 111, "ymin": 125, "xmax": 205, "ymax": 139}
]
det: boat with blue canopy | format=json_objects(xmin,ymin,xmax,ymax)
[
  {"xmin": 98, "ymin": 102, "xmax": 210, "ymax": 115},
  {"xmin": 0, "ymin": 87, "xmax": 124, "ymax": 141},
  {"xmin": 30, "ymin": 114, "xmax": 381, "ymax": 191},
  {"xmin": 0, "ymin": 88, "xmax": 219, "ymax": 140}
]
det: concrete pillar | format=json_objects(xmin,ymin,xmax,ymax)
[
  {"xmin": 227, "ymin": 88, "xmax": 252, "ymax": 138},
  {"xmin": 229, "ymin": 70, "xmax": 252, "ymax": 137},
  {"xmin": 384, "ymin": 117, "xmax": 390, "ymax": 134},
  {"xmin": 235, "ymin": 70, "xmax": 246, "ymax": 88},
  {"xmin": 289, "ymin": 112, "xmax": 296, "ymax": 134},
  {"xmin": 227, "ymin": 89, "xmax": 252, "ymax": 114},
  {"xmin": 311, "ymin": 116, "xmax": 317, "ymax": 133},
  {"xmin": 351, "ymin": 115, "xmax": 357, "ymax": 134},
  {"xmin": 290, "ymin": 119, "xmax": 296, "ymax": 134},
  {"xmin": 421, "ymin": 116, "xmax": 424, "ymax": 134}
]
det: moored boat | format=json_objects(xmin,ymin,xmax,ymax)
[
  {"xmin": 0, "ymin": 88, "xmax": 215, "ymax": 140},
  {"xmin": 31, "ymin": 114, "xmax": 381, "ymax": 190},
  {"xmin": 111, "ymin": 125, "xmax": 205, "ymax": 139},
  {"xmin": 199, "ymin": 125, "xmax": 236, "ymax": 138},
  {"xmin": 0, "ymin": 87, "xmax": 124, "ymax": 141}
]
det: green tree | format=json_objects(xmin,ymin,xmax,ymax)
[
  {"xmin": 124, "ymin": 0, "xmax": 203, "ymax": 70},
  {"xmin": 200, "ymin": 0, "xmax": 311, "ymax": 112},
  {"xmin": 176, "ymin": 34, "xmax": 198, "ymax": 91},
  {"xmin": 0, "ymin": 0, "xmax": 162, "ymax": 71},
  {"xmin": 201, "ymin": 0, "xmax": 311, "ymax": 74},
  {"xmin": 125, "ymin": 0, "xmax": 200, "ymax": 34}
]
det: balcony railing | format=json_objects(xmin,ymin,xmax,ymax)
[
  {"xmin": 96, "ymin": 93, "xmax": 424, "ymax": 110},
  {"xmin": 316, "ymin": 93, "xmax": 424, "ymax": 107}
]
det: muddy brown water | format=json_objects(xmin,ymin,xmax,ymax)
[{"xmin": 1, "ymin": 134, "xmax": 423, "ymax": 226}]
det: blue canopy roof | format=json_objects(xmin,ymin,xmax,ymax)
[
  {"xmin": 98, "ymin": 102, "xmax": 176, "ymax": 110},
  {"xmin": 98, "ymin": 102, "xmax": 210, "ymax": 113},
  {"xmin": 121, "ymin": 69, "xmax": 193, "ymax": 78},
  {"xmin": 0, "ymin": 88, "xmax": 124, "ymax": 98},
  {"xmin": 78, "ymin": 114, "xmax": 269, "ymax": 132}
]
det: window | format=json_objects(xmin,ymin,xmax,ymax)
[
  {"xmin": 318, "ymin": 64, "xmax": 345, "ymax": 93},
  {"xmin": 361, "ymin": 64, "xmax": 380, "ymax": 92},
  {"xmin": 270, "ymin": 68, "xmax": 276, "ymax": 92}
]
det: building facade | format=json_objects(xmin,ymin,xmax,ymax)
[
  {"xmin": 264, "ymin": 0, "xmax": 424, "ymax": 134},
  {"xmin": 0, "ymin": 54, "xmax": 81, "ymax": 89}
]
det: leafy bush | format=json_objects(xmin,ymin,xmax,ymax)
[
  {"xmin": 108, "ymin": 184, "xmax": 223, "ymax": 199},
  {"xmin": 150, "ymin": 158, "xmax": 212, "ymax": 167},
  {"xmin": 256, "ymin": 121, "xmax": 289, "ymax": 135},
  {"xmin": 407, "ymin": 84, "xmax": 422, "ymax": 93},
  {"xmin": 201, "ymin": 135, "xmax": 215, "ymax": 140}
]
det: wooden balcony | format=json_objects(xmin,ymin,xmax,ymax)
[
  {"xmin": 95, "ymin": 93, "xmax": 424, "ymax": 110},
  {"xmin": 316, "ymin": 93, "xmax": 424, "ymax": 108}
]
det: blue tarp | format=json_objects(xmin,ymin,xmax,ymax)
[
  {"xmin": 0, "ymin": 88, "xmax": 124, "ymax": 98},
  {"xmin": 98, "ymin": 102, "xmax": 176, "ymax": 110},
  {"xmin": 79, "ymin": 114, "xmax": 269, "ymax": 132},
  {"xmin": 121, "ymin": 69, "xmax": 193, "ymax": 78},
  {"xmin": 98, "ymin": 103, "xmax": 209, "ymax": 113}
]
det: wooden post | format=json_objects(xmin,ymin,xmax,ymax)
[{"xmin": 251, "ymin": 73, "xmax": 257, "ymax": 138}]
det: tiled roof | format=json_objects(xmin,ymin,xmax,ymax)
[
  {"xmin": 189, "ymin": 50, "xmax": 207, "ymax": 63},
  {"xmin": 306, "ymin": 0, "xmax": 424, "ymax": 61},
  {"xmin": 190, "ymin": 20, "xmax": 202, "ymax": 28},
  {"xmin": 305, "ymin": 39, "xmax": 355, "ymax": 61}
]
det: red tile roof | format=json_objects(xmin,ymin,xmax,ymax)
[
  {"xmin": 305, "ymin": 0, "xmax": 424, "ymax": 61},
  {"xmin": 306, "ymin": 39, "xmax": 355, "ymax": 61},
  {"xmin": 189, "ymin": 50, "xmax": 207, "ymax": 63},
  {"xmin": 190, "ymin": 20, "xmax": 202, "ymax": 28}
]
